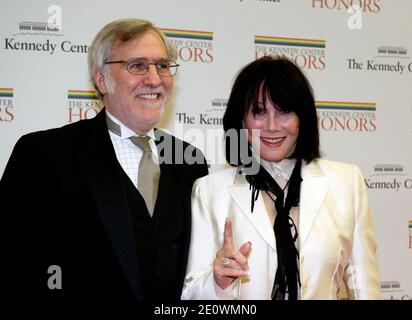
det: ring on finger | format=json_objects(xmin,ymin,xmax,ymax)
[{"xmin": 222, "ymin": 257, "xmax": 230, "ymax": 266}]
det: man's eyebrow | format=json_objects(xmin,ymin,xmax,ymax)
[{"xmin": 128, "ymin": 57, "xmax": 170, "ymax": 62}]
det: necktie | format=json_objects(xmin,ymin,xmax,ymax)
[{"xmin": 130, "ymin": 136, "xmax": 160, "ymax": 217}]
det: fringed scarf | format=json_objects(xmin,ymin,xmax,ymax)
[{"xmin": 245, "ymin": 158, "xmax": 302, "ymax": 300}]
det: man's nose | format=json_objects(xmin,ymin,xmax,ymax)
[{"xmin": 143, "ymin": 65, "xmax": 162, "ymax": 86}]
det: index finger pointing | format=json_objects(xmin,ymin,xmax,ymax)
[{"xmin": 223, "ymin": 217, "xmax": 234, "ymax": 249}]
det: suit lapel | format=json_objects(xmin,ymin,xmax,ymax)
[
  {"xmin": 299, "ymin": 161, "xmax": 330, "ymax": 248},
  {"xmin": 228, "ymin": 170, "xmax": 277, "ymax": 251},
  {"xmin": 228, "ymin": 161, "xmax": 330, "ymax": 252},
  {"xmin": 74, "ymin": 110, "xmax": 142, "ymax": 299}
]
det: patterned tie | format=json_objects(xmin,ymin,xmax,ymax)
[{"xmin": 129, "ymin": 136, "xmax": 160, "ymax": 217}]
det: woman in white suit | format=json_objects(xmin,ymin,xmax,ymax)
[{"xmin": 182, "ymin": 56, "xmax": 380, "ymax": 300}]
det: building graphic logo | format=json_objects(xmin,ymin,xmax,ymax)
[
  {"xmin": 381, "ymin": 281, "xmax": 411, "ymax": 300},
  {"xmin": 201, "ymin": 99, "xmax": 227, "ymax": 126},
  {"xmin": 254, "ymin": 35, "xmax": 326, "ymax": 70},
  {"xmin": 377, "ymin": 46, "xmax": 408, "ymax": 58},
  {"xmin": 374, "ymin": 164, "xmax": 403, "ymax": 173},
  {"xmin": 5, "ymin": 9, "xmax": 88, "ymax": 55},
  {"xmin": 161, "ymin": 28, "xmax": 213, "ymax": 63},
  {"xmin": 381, "ymin": 281, "xmax": 401, "ymax": 291},
  {"xmin": 0, "ymin": 88, "xmax": 14, "ymax": 122},
  {"xmin": 316, "ymin": 101, "xmax": 376, "ymax": 132},
  {"xmin": 15, "ymin": 21, "xmax": 62, "ymax": 36},
  {"xmin": 67, "ymin": 90, "xmax": 102, "ymax": 123},
  {"xmin": 365, "ymin": 164, "xmax": 412, "ymax": 191},
  {"xmin": 13, "ymin": 5, "xmax": 62, "ymax": 36},
  {"xmin": 347, "ymin": 45, "xmax": 412, "ymax": 75},
  {"xmin": 176, "ymin": 98, "xmax": 226, "ymax": 126}
]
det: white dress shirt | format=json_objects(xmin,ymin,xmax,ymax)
[{"xmin": 106, "ymin": 111, "xmax": 158, "ymax": 189}]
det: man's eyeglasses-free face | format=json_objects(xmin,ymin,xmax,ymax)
[{"xmin": 104, "ymin": 58, "xmax": 179, "ymax": 77}]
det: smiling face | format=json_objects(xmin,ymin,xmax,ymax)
[
  {"xmin": 94, "ymin": 30, "xmax": 173, "ymax": 135},
  {"xmin": 244, "ymin": 94, "xmax": 300, "ymax": 162}
]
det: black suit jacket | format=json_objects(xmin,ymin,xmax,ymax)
[{"xmin": 0, "ymin": 110, "xmax": 208, "ymax": 300}]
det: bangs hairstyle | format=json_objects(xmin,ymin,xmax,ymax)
[{"xmin": 223, "ymin": 55, "xmax": 320, "ymax": 165}]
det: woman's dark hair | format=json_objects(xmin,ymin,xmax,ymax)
[{"xmin": 223, "ymin": 55, "xmax": 320, "ymax": 166}]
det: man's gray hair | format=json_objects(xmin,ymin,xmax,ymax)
[{"xmin": 88, "ymin": 18, "xmax": 177, "ymax": 99}]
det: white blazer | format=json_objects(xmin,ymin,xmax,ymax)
[{"xmin": 182, "ymin": 159, "xmax": 381, "ymax": 300}]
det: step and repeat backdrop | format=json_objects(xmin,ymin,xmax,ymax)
[{"xmin": 0, "ymin": 0, "xmax": 411, "ymax": 299}]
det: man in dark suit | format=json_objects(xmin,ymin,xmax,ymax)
[{"xmin": 0, "ymin": 18, "xmax": 208, "ymax": 300}]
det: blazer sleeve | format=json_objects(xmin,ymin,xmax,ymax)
[
  {"xmin": 343, "ymin": 165, "xmax": 381, "ymax": 299},
  {"xmin": 181, "ymin": 178, "xmax": 239, "ymax": 300},
  {"xmin": 0, "ymin": 134, "xmax": 51, "ymax": 295}
]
